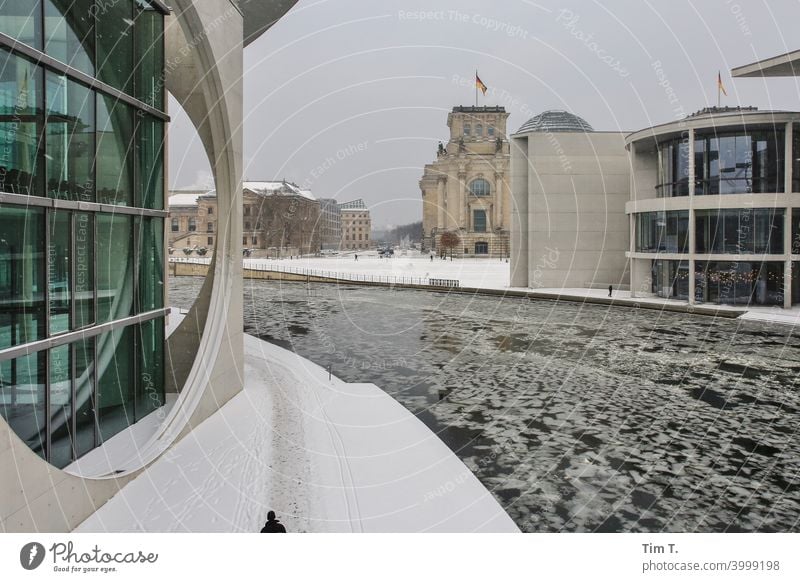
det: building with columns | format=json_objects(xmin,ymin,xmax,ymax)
[
  {"xmin": 420, "ymin": 106, "xmax": 511, "ymax": 257},
  {"xmin": 627, "ymin": 106, "xmax": 800, "ymax": 307}
]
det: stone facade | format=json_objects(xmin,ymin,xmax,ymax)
[
  {"xmin": 318, "ymin": 198, "xmax": 342, "ymax": 250},
  {"xmin": 420, "ymin": 106, "xmax": 511, "ymax": 257},
  {"xmin": 169, "ymin": 181, "xmax": 321, "ymax": 256},
  {"xmin": 340, "ymin": 198, "xmax": 372, "ymax": 250}
]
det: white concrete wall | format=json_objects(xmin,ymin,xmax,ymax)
[{"xmin": 511, "ymin": 131, "xmax": 630, "ymax": 290}]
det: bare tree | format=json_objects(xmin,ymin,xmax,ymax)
[{"xmin": 439, "ymin": 230, "xmax": 460, "ymax": 260}]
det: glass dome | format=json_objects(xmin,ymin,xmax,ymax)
[{"xmin": 517, "ymin": 110, "xmax": 594, "ymax": 133}]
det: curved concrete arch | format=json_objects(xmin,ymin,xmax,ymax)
[{"xmin": 0, "ymin": 0, "xmax": 296, "ymax": 532}]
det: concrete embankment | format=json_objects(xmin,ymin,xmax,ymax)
[{"xmin": 168, "ymin": 261, "xmax": 746, "ymax": 319}]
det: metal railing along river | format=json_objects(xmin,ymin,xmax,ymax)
[{"xmin": 168, "ymin": 257, "xmax": 461, "ymax": 288}]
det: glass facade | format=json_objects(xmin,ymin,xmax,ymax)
[
  {"xmin": 0, "ymin": 1, "xmax": 167, "ymax": 468},
  {"xmin": 656, "ymin": 138, "xmax": 690, "ymax": 197},
  {"xmin": 695, "ymin": 208, "xmax": 783, "ymax": 254},
  {"xmin": 636, "ymin": 211, "xmax": 689, "ymax": 253},
  {"xmin": 694, "ymin": 129, "xmax": 784, "ymax": 195},
  {"xmin": 651, "ymin": 259, "xmax": 689, "ymax": 299},
  {"xmin": 695, "ymin": 261, "xmax": 784, "ymax": 306}
]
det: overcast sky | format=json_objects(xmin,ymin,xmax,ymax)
[{"xmin": 168, "ymin": 0, "xmax": 800, "ymax": 228}]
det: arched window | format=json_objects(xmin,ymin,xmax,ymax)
[{"xmin": 469, "ymin": 178, "xmax": 490, "ymax": 197}]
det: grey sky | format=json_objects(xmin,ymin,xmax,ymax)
[{"xmin": 168, "ymin": 0, "xmax": 800, "ymax": 228}]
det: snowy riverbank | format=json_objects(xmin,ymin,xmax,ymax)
[{"xmin": 76, "ymin": 321, "xmax": 517, "ymax": 533}]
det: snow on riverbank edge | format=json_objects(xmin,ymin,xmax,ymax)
[{"xmin": 76, "ymin": 331, "xmax": 518, "ymax": 533}]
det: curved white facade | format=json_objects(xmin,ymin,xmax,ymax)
[
  {"xmin": 627, "ymin": 108, "xmax": 800, "ymax": 308},
  {"xmin": 0, "ymin": 0, "xmax": 297, "ymax": 533}
]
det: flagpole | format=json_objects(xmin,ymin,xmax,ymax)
[
  {"xmin": 717, "ymin": 70, "xmax": 721, "ymax": 108},
  {"xmin": 475, "ymin": 70, "xmax": 478, "ymax": 107}
]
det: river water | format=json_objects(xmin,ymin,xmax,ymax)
[{"xmin": 170, "ymin": 277, "xmax": 800, "ymax": 532}]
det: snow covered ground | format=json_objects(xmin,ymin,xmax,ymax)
[
  {"xmin": 244, "ymin": 253, "xmax": 511, "ymax": 289},
  {"xmin": 76, "ymin": 321, "xmax": 517, "ymax": 533}
]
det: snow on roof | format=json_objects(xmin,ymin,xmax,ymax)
[
  {"xmin": 339, "ymin": 198, "xmax": 367, "ymax": 210},
  {"xmin": 168, "ymin": 190, "xmax": 210, "ymax": 207},
  {"xmin": 243, "ymin": 181, "xmax": 316, "ymax": 201}
]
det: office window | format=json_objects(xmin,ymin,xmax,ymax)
[
  {"xmin": 188, "ymin": 217, "xmax": 196, "ymax": 232},
  {"xmin": 0, "ymin": 0, "xmax": 42, "ymax": 49},
  {"xmin": 171, "ymin": 217, "xmax": 179, "ymax": 232},
  {"xmin": 96, "ymin": 94, "xmax": 134, "ymax": 206},
  {"xmin": 46, "ymin": 72, "xmax": 95, "ymax": 202},
  {"xmin": 44, "ymin": 0, "xmax": 95, "ymax": 75},
  {"xmin": 463, "ymin": 123, "xmax": 471, "ymax": 136}
]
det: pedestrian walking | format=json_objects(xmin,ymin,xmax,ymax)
[
  {"xmin": 260, "ymin": 510, "xmax": 287, "ymax": 533},
  {"xmin": 608, "ymin": 284, "xmax": 613, "ymax": 297}
]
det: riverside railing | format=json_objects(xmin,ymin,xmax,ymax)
[{"xmin": 168, "ymin": 257, "xmax": 460, "ymax": 288}]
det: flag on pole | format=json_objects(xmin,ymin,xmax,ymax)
[
  {"xmin": 475, "ymin": 73, "xmax": 488, "ymax": 95},
  {"xmin": 717, "ymin": 71, "xmax": 727, "ymax": 97}
]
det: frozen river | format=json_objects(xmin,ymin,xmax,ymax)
[{"xmin": 170, "ymin": 277, "xmax": 800, "ymax": 532}]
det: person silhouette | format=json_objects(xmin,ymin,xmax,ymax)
[{"xmin": 260, "ymin": 510, "xmax": 286, "ymax": 533}]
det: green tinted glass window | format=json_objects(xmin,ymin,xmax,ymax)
[
  {"xmin": 137, "ymin": 217, "xmax": 164, "ymax": 312},
  {"xmin": 97, "ymin": 325, "xmax": 134, "ymax": 443},
  {"xmin": 0, "ymin": 351, "xmax": 47, "ymax": 460},
  {"xmin": 136, "ymin": 318, "xmax": 164, "ymax": 420},
  {"xmin": 0, "ymin": 206, "xmax": 46, "ymax": 349},
  {"xmin": 96, "ymin": 0, "xmax": 134, "ymax": 94},
  {"xmin": 137, "ymin": 115, "xmax": 164, "ymax": 209},
  {"xmin": 97, "ymin": 94, "xmax": 134, "ymax": 206},
  {"xmin": 44, "ymin": 0, "xmax": 95, "ymax": 75},
  {"xmin": 74, "ymin": 337, "xmax": 96, "ymax": 458},
  {"xmin": 46, "ymin": 72, "xmax": 95, "ymax": 201},
  {"xmin": 0, "ymin": 49, "xmax": 43, "ymax": 196},
  {"xmin": 135, "ymin": 3, "xmax": 164, "ymax": 109},
  {"xmin": 96, "ymin": 214, "xmax": 133, "ymax": 323},
  {"xmin": 48, "ymin": 210, "xmax": 71, "ymax": 334},
  {"xmin": 0, "ymin": 0, "xmax": 42, "ymax": 49},
  {"xmin": 74, "ymin": 212, "xmax": 95, "ymax": 328},
  {"xmin": 49, "ymin": 343, "xmax": 74, "ymax": 468}
]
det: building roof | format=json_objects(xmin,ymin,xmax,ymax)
[
  {"xmin": 516, "ymin": 110, "xmax": 594, "ymax": 134},
  {"xmin": 168, "ymin": 190, "xmax": 210, "ymax": 207},
  {"xmin": 451, "ymin": 106, "xmax": 507, "ymax": 114},
  {"xmin": 243, "ymin": 181, "xmax": 316, "ymax": 201},
  {"xmin": 339, "ymin": 198, "xmax": 367, "ymax": 210},
  {"xmin": 732, "ymin": 49, "xmax": 800, "ymax": 78}
]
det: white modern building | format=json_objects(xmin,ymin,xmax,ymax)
[
  {"xmin": 627, "ymin": 106, "xmax": 800, "ymax": 307},
  {"xmin": 510, "ymin": 111, "xmax": 630, "ymax": 289}
]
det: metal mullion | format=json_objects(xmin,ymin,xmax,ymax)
[
  {"xmin": 92, "ymin": 213, "xmax": 97, "ymax": 327},
  {"xmin": 44, "ymin": 208, "xmax": 51, "ymax": 337},
  {"xmin": 70, "ymin": 340, "xmax": 77, "ymax": 464},
  {"xmin": 70, "ymin": 212, "xmax": 76, "ymax": 331},
  {"xmin": 44, "ymin": 346, "xmax": 50, "ymax": 464},
  {"xmin": 93, "ymin": 333, "xmax": 99, "ymax": 449}
]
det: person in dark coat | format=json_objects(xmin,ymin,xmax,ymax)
[
  {"xmin": 260, "ymin": 510, "xmax": 286, "ymax": 533},
  {"xmin": 608, "ymin": 284, "xmax": 613, "ymax": 298}
]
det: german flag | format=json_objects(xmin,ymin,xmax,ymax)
[
  {"xmin": 717, "ymin": 71, "xmax": 727, "ymax": 97},
  {"xmin": 476, "ymin": 73, "xmax": 488, "ymax": 95}
]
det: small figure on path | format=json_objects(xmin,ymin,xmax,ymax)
[
  {"xmin": 354, "ymin": 254, "xmax": 358, "ymax": 261},
  {"xmin": 608, "ymin": 284, "xmax": 613, "ymax": 298},
  {"xmin": 260, "ymin": 510, "xmax": 286, "ymax": 533}
]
